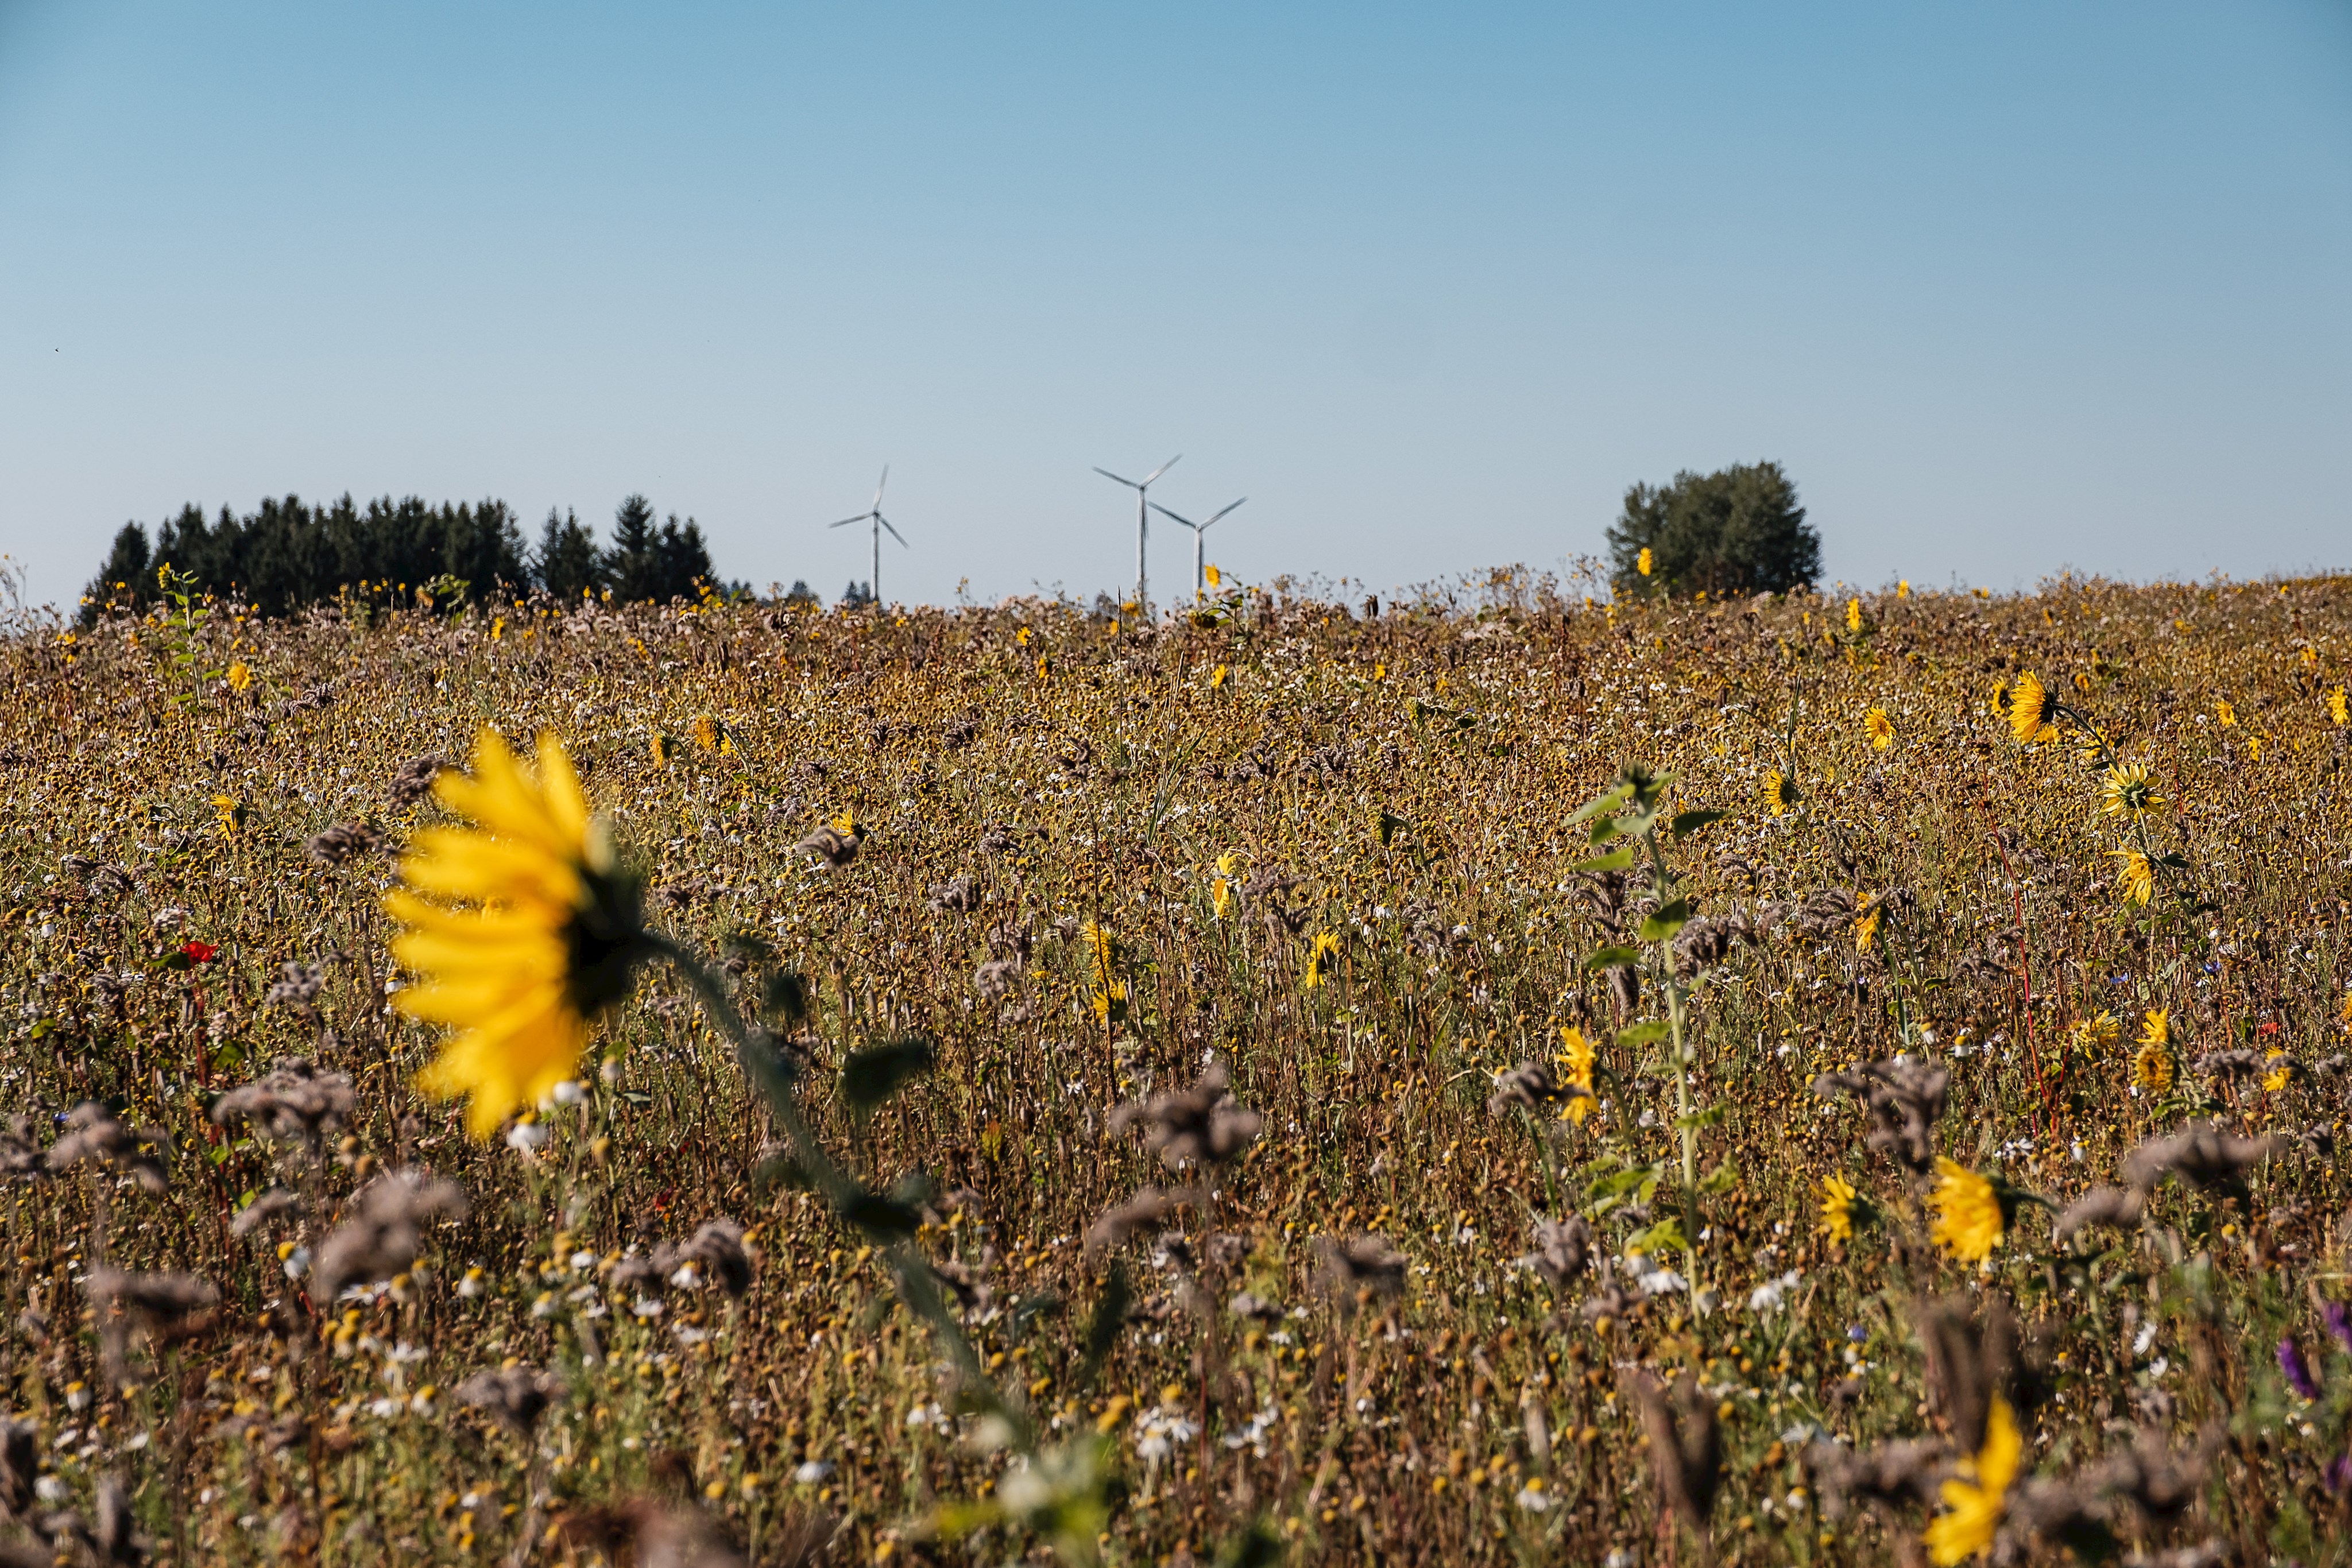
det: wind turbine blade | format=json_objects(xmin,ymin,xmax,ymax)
[
  {"xmin": 881, "ymin": 517, "xmax": 909, "ymax": 548},
  {"xmin": 1094, "ymin": 467, "xmax": 1140, "ymax": 488},
  {"xmin": 1142, "ymin": 454, "xmax": 1182, "ymax": 486},
  {"xmin": 1205, "ymin": 497, "xmax": 1248, "ymax": 526},
  {"xmin": 872, "ymin": 465, "xmax": 888, "ymax": 509},
  {"xmin": 827, "ymin": 514, "xmax": 869, "ymax": 529},
  {"xmin": 1148, "ymin": 501, "xmax": 1196, "ymax": 528}
]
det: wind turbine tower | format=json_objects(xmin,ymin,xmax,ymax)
[
  {"xmin": 826, "ymin": 466, "xmax": 907, "ymax": 607},
  {"xmin": 1148, "ymin": 497, "xmax": 1247, "ymax": 603},
  {"xmin": 1093, "ymin": 455, "xmax": 1180, "ymax": 612}
]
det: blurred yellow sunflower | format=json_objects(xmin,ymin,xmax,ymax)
[
  {"xmin": 2133, "ymin": 1042, "xmax": 2175, "ymax": 1094},
  {"xmin": 1303, "ymin": 930, "xmax": 1342, "ymax": 990},
  {"xmin": 2215, "ymin": 697, "xmax": 2236, "ymax": 726},
  {"xmin": 2329, "ymin": 686, "xmax": 2347, "ymax": 726},
  {"xmin": 2262, "ymin": 1050, "xmax": 2297, "ymax": 1093},
  {"xmin": 388, "ymin": 729, "xmax": 645, "ymax": 1140},
  {"xmin": 1929, "ymin": 1159, "xmax": 2003, "ymax": 1263},
  {"xmin": 1205, "ymin": 563, "xmax": 1221, "ymax": 589},
  {"xmin": 1864, "ymin": 707, "xmax": 1894, "ymax": 750},
  {"xmin": 1558, "ymin": 1025, "xmax": 1596, "ymax": 1126},
  {"xmin": 1819, "ymin": 1173, "xmax": 1859, "ymax": 1243},
  {"xmin": 2110, "ymin": 849, "xmax": 2153, "ymax": 907},
  {"xmin": 2069, "ymin": 1011, "xmax": 2121, "ymax": 1055},
  {"xmin": 2140, "ymin": 1008, "xmax": 2169, "ymax": 1048},
  {"xmin": 225, "ymin": 660, "xmax": 253, "ymax": 692},
  {"xmin": 1846, "ymin": 598, "xmax": 1863, "ymax": 635},
  {"xmin": 1854, "ymin": 904, "xmax": 1882, "ymax": 951},
  {"xmin": 1924, "ymin": 1395, "xmax": 2020, "ymax": 1565},
  {"xmin": 1636, "ymin": 547, "xmax": 1653, "ymax": 577},
  {"xmin": 2098, "ymin": 764, "xmax": 2163, "ymax": 818},
  {"xmin": 1763, "ymin": 769, "xmax": 1796, "ymax": 816}
]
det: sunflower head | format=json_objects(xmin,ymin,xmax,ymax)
[
  {"xmin": 2215, "ymin": 697, "xmax": 2237, "ymax": 727},
  {"xmin": 1557, "ymin": 1025, "xmax": 1597, "ymax": 1125},
  {"xmin": 2329, "ymin": 686, "xmax": 2347, "ymax": 727},
  {"xmin": 1855, "ymin": 904, "xmax": 1883, "ymax": 951},
  {"xmin": 2132, "ymin": 1042, "xmax": 2175, "ymax": 1095},
  {"xmin": 1819, "ymin": 1173, "xmax": 1864, "ymax": 1244},
  {"xmin": 1929, "ymin": 1159, "xmax": 2005, "ymax": 1263},
  {"xmin": 692, "ymin": 715, "xmax": 718, "ymax": 752},
  {"xmin": 1846, "ymin": 598, "xmax": 1863, "ymax": 635},
  {"xmin": 388, "ymin": 727, "xmax": 646, "ymax": 1139},
  {"xmin": 2006, "ymin": 672, "xmax": 2052, "ymax": 745},
  {"xmin": 1923, "ymin": 1394, "xmax": 2020, "ymax": 1566},
  {"xmin": 2139, "ymin": 1008, "xmax": 2170, "ymax": 1048},
  {"xmin": 2099, "ymin": 764, "xmax": 2164, "ymax": 819},
  {"xmin": 1303, "ymin": 930, "xmax": 1343, "ymax": 990},
  {"xmin": 2109, "ymin": 849, "xmax": 2153, "ymax": 907},
  {"xmin": 1636, "ymin": 547, "xmax": 1653, "ymax": 578},
  {"xmin": 1763, "ymin": 769, "xmax": 1798, "ymax": 816},
  {"xmin": 1864, "ymin": 707, "xmax": 1895, "ymax": 750}
]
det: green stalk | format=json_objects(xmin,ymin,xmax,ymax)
[
  {"xmin": 1646, "ymin": 831, "xmax": 1701, "ymax": 1314},
  {"xmin": 645, "ymin": 931, "xmax": 1012, "ymax": 1428}
]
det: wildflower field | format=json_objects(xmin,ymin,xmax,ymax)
[{"xmin": 5, "ymin": 568, "xmax": 2352, "ymax": 1566}]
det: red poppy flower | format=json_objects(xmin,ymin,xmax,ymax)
[{"xmin": 181, "ymin": 940, "xmax": 218, "ymax": 964}]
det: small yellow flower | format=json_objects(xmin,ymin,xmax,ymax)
[
  {"xmin": 1209, "ymin": 664, "xmax": 1229, "ymax": 690},
  {"xmin": 1928, "ymin": 1159, "xmax": 2003, "ymax": 1263},
  {"xmin": 2139, "ymin": 1008, "xmax": 2169, "ymax": 1048},
  {"xmin": 2006, "ymin": 672, "xmax": 2054, "ymax": 745},
  {"xmin": 1923, "ymin": 1395, "xmax": 2021, "ymax": 1565},
  {"xmin": 2109, "ymin": 849, "xmax": 2153, "ymax": 907},
  {"xmin": 1854, "ymin": 904, "xmax": 1882, "ymax": 951},
  {"xmin": 649, "ymin": 733, "xmax": 672, "ymax": 765},
  {"xmin": 490, "ymin": 617, "xmax": 505, "ymax": 642},
  {"xmin": 2098, "ymin": 764, "xmax": 2163, "ymax": 818},
  {"xmin": 2215, "ymin": 697, "xmax": 2236, "ymax": 726},
  {"xmin": 1897, "ymin": 579, "xmax": 1910, "ymax": 599},
  {"xmin": 830, "ymin": 807, "xmax": 861, "ymax": 839},
  {"xmin": 2069, "ymin": 1011, "xmax": 2121, "ymax": 1055},
  {"xmin": 211, "ymin": 794, "xmax": 243, "ymax": 836},
  {"xmin": 1205, "ymin": 564, "xmax": 1221, "ymax": 589},
  {"xmin": 1762, "ymin": 770, "xmax": 1796, "ymax": 816},
  {"xmin": 1303, "ymin": 931, "xmax": 1342, "ymax": 991},
  {"xmin": 388, "ymin": 729, "xmax": 645, "ymax": 1140},
  {"xmin": 2246, "ymin": 734, "xmax": 2263, "ymax": 762},
  {"xmin": 1210, "ymin": 853, "xmax": 1239, "ymax": 920},
  {"xmin": 1557, "ymin": 1026, "xmax": 1596, "ymax": 1126},
  {"xmin": 2133, "ymin": 1041, "xmax": 2175, "ymax": 1095},
  {"xmin": 2262, "ymin": 1050, "xmax": 2296, "ymax": 1094},
  {"xmin": 1819, "ymin": 1174, "xmax": 1858, "ymax": 1243},
  {"xmin": 1636, "ymin": 547, "xmax": 1653, "ymax": 577},
  {"xmin": 692, "ymin": 715, "xmax": 718, "ymax": 752},
  {"xmin": 1016, "ymin": 626, "xmax": 1031, "ymax": 645},
  {"xmin": 1846, "ymin": 598, "xmax": 1863, "ymax": 635},
  {"xmin": 225, "ymin": 660, "xmax": 253, "ymax": 692},
  {"xmin": 2329, "ymin": 686, "xmax": 2347, "ymax": 726},
  {"xmin": 1864, "ymin": 707, "xmax": 1894, "ymax": 750}
]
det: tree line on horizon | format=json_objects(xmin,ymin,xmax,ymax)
[
  {"xmin": 80, "ymin": 494, "xmax": 728, "ymax": 621},
  {"xmin": 78, "ymin": 459, "xmax": 1823, "ymax": 622}
]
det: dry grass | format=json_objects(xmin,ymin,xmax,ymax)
[{"xmin": 3, "ymin": 567, "xmax": 2351, "ymax": 1565}]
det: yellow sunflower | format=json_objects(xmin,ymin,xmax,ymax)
[
  {"xmin": 1855, "ymin": 904, "xmax": 1882, "ymax": 951},
  {"xmin": 225, "ymin": 660, "xmax": 253, "ymax": 693},
  {"xmin": 1929, "ymin": 1159, "xmax": 2003, "ymax": 1263},
  {"xmin": 2006, "ymin": 672, "xmax": 2053, "ymax": 745},
  {"xmin": 1819, "ymin": 1174, "xmax": 1859, "ymax": 1243},
  {"xmin": 2132, "ymin": 1042, "xmax": 2174, "ymax": 1095},
  {"xmin": 2329, "ymin": 686, "xmax": 2346, "ymax": 726},
  {"xmin": 2098, "ymin": 764, "xmax": 2164, "ymax": 818},
  {"xmin": 1636, "ymin": 547, "xmax": 1653, "ymax": 577},
  {"xmin": 2069, "ymin": 1011, "xmax": 2121, "ymax": 1056},
  {"xmin": 1558, "ymin": 1025, "xmax": 1596, "ymax": 1126},
  {"xmin": 2140, "ymin": 1008, "xmax": 2169, "ymax": 1048},
  {"xmin": 1846, "ymin": 598, "xmax": 1864, "ymax": 634},
  {"xmin": 1763, "ymin": 769, "xmax": 1797, "ymax": 816},
  {"xmin": 2110, "ymin": 849, "xmax": 2153, "ymax": 907},
  {"xmin": 2215, "ymin": 697, "xmax": 2236, "ymax": 727},
  {"xmin": 1303, "ymin": 930, "xmax": 1343, "ymax": 990},
  {"xmin": 2262, "ymin": 1050, "xmax": 2297, "ymax": 1094},
  {"xmin": 388, "ymin": 728, "xmax": 646, "ymax": 1139},
  {"xmin": 1924, "ymin": 1395, "xmax": 2021, "ymax": 1565},
  {"xmin": 1864, "ymin": 707, "xmax": 1895, "ymax": 750}
]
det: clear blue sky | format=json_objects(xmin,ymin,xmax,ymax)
[{"xmin": 3, "ymin": 1, "xmax": 2348, "ymax": 610}]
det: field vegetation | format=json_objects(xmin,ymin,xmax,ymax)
[{"xmin": 3, "ymin": 564, "xmax": 2350, "ymax": 1566}]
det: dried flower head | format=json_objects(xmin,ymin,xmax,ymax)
[
  {"xmin": 457, "ymin": 1365, "xmax": 563, "ymax": 1439},
  {"xmin": 45, "ymin": 1104, "xmax": 172, "ymax": 1195},
  {"xmin": 311, "ymin": 1170, "xmax": 469, "ymax": 1302},
  {"xmin": 1626, "ymin": 1369, "xmax": 1721, "ymax": 1538},
  {"xmin": 1812, "ymin": 1059, "xmax": 1949, "ymax": 1178},
  {"xmin": 1108, "ymin": 1064, "xmax": 1263, "ymax": 1169},
  {"xmin": 1314, "ymin": 1233, "xmax": 1406, "ymax": 1308},
  {"xmin": 2119, "ymin": 1121, "xmax": 2284, "ymax": 1195},
  {"xmin": 211, "ymin": 1058, "xmax": 355, "ymax": 1145}
]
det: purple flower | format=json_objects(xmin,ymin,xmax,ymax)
[
  {"xmin": 2280, "ymin": 1338, "xmax": 2322, "ymax": 1400},
  {"xmin": 2326, "ymin": 1301, "xmax": 2352, "ymax": 1356},
  {"xmin": 2329, "ymin": 1455, "xmax": 2352, "ymax": 1496}
]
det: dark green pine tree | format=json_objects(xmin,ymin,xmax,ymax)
[
  {"xmin": 535, "ymin": 508, "xmax": 606, "ymax": 601},
  {"xmin": 605, "ymin": 494, "xmax": 662, "ymax": 602},
  {"xmin": 652, "ymin": 514, "xmax": 715, "ymax": 601},
  {"xmin": 80, "ymin": 524, "xmax": 154, "ymax": 621}
]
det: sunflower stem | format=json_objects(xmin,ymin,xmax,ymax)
[{"xmin": 646, "ymin": 930, "xmax": 1018, "ymax": 1436}]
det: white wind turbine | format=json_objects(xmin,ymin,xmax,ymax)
[
  {"xmin": 1092, "ymin": 454, "xmax": 1180, "ymax": 611},
  {"xmin": 1147, "ymin": 495, "xmax": 1247, "ymax": 603},
  {"xmin": 826, "ymin": 466, "xmax": 906, "ymax": 607}
]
